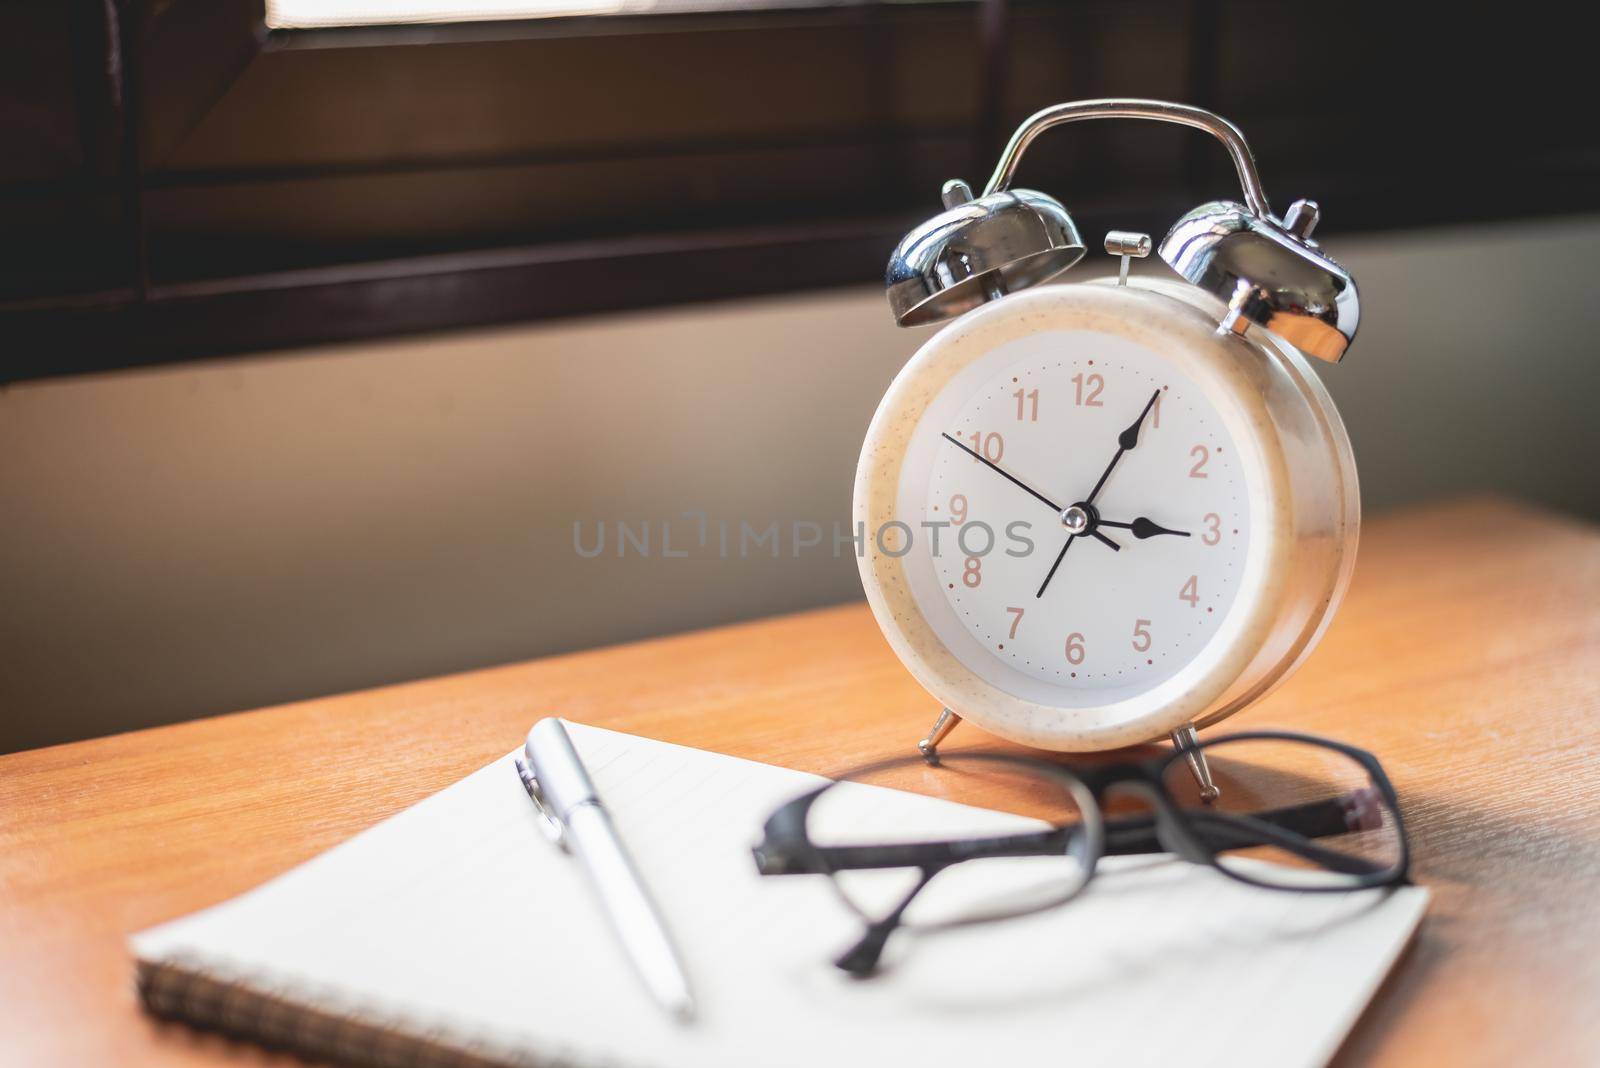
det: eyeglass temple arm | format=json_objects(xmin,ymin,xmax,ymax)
[
  {"xmin": 1106, "ymin": 795, "xmax": 1390, "ymax": 876},
  {"xmin": 1184, "ymin": 810, "xmax": 1389, "ymax": 877},
  {"xmin": 831, "ymin": 867, "xmax": 943, "ymax": 977},
  {"xmin": 761, "ymin": 792, "xmax": 1376, "ymax": 875},
  {"xmin": 781, "ymin": 831, "xmax": 1065, "ymax": 874},
  {"xmin": 1103, "ymin": 795, "xmax": 1345, "ymax": 853}
]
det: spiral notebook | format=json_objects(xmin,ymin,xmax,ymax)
[{"xmin": 131, "ymin": 724, "xmax": 1428, "ymax": 1068}]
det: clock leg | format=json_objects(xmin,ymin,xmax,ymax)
[
  {"xmin": 917, "ymin": 707, "xmax": 962, "ymax": 763},
  {"xmin": 1170, "ymin": 724, "xmax": 1220, "ymax": 804}
]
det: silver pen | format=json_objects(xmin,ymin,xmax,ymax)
[{"xmin": 515, "ymin": 718, "xmax": 696, "ymax": 1022}]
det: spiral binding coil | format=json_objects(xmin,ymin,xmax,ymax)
[{"xmin": 136, "ymin": 956, "xmax": 555, "ymax": 1068}]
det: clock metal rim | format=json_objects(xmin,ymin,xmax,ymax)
[{"xmin": 855, "ymin": 281, "xmax": 1332, "ymax": 752}]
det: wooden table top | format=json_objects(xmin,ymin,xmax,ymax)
[{"xmin": 2, "ymin": 495, "xmax": 1597, "ymax": 1067}]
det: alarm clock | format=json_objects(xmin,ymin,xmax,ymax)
[{"xmin": 854, "ymin": 100, "xmax": 1360, "ymax": 797}]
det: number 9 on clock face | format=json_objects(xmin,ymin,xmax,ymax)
[{"xmin": 855, "ymin": 281, "xmax": 1359, "ymax": 752}]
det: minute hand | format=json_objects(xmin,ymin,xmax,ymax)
[
  {"xmin": 1083, "ymin": 389, "xmax": 1161, "ymax": 505},
  {"xmin": 1033, "ymin": 389, "xmax": 1159, "ymax": 600},
  {"xmin": 939, "ymin": 433, "xmax": 1061, "ymax": 512}
]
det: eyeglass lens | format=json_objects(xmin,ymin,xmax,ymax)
[
  {"xmin": 805, "ymin": 755, "xmax": 1098, "ymax": 930},
  {"xmin": 1159, "ymin": 737, "xmax": 1403, "ymax": 889}
]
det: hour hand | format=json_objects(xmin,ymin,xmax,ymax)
[{"xmin": 1100, "ymin": 517, "xmax": 1191, "ymax": 539}]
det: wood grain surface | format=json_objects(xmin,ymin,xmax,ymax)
[{"xmin": 2, "ymin": 496, "xmax": 1597, "ymax": 1067}]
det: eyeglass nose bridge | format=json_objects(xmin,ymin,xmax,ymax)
[{"xmin": 1101, "ymin": 779, "xmax": 1213, "ymax": 866}]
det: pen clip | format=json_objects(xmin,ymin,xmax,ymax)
[{"xmin": 514, "ymin": 758, "xmax": 569, "ymax": 852}]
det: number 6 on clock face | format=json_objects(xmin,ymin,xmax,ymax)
[{"xmin": 855, "ymin": 281, "xmax": 1360, "ymax": 752}]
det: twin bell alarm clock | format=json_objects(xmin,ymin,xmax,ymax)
[{"xmin": 854, "ymin": 99, "xmax": 1361, "ymax": 798}]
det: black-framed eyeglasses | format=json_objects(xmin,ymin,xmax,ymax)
[{"xmin": 752, "ymin": 731, "xmax": 1411, "ymax": 976}]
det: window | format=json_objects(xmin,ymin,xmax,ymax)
[{"xmin": 0, "ymin": 1, "xmax": 1586, "ymax": 382}]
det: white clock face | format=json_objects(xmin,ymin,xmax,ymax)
[{"xmin": 901, "ymin": 328, "xmax": 1252, "ymax": 708}]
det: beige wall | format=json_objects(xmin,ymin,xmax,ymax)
[{"xmin": 3, "ymin": 215, "xmax": 1597, "ymax": 752}]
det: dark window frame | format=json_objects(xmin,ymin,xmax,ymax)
[{"xmin": 1, "ymin": 1, "xmax": 1592, "ymax": 383}]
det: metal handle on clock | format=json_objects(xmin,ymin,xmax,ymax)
[{"xmin": 981, "ymin": 98, "xmax": 1273, "ymax": 220}]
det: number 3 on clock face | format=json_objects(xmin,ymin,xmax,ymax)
[{"xmin": 855, "ymin": 281, "xmax": 1359, "ymax": 752}]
